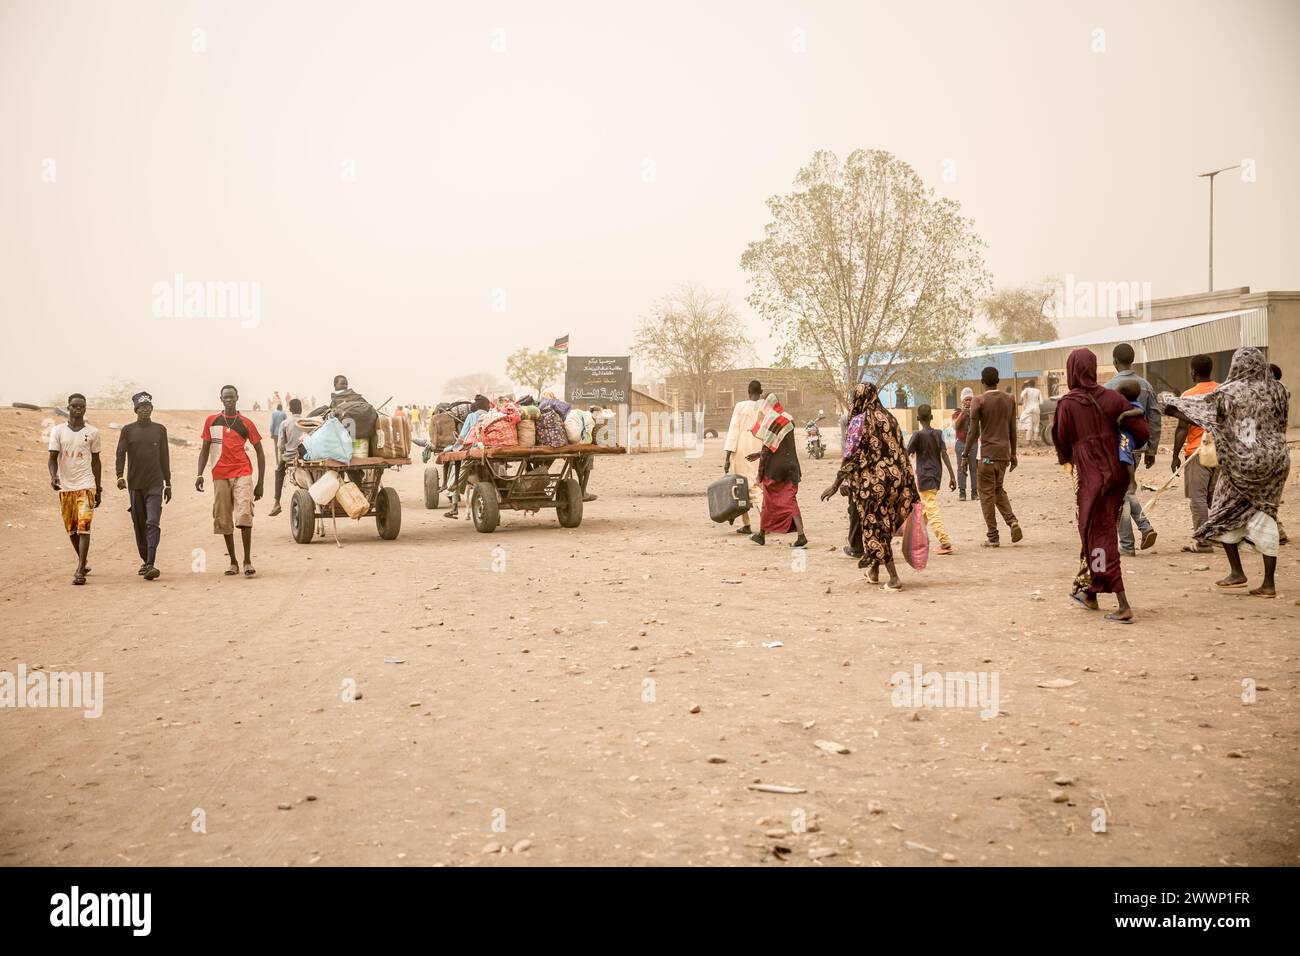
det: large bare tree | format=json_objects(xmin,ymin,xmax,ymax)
[
  {"xmin": 741, "ymin": 149, "xmax": 990, "ymax": 409},
  {"xmin": 633, "ymin": 284, "xmax": 753, "ymax": 410},
  {"xmin": 443, "ymin": 371, "xmax": 511, "ymax": 399}
]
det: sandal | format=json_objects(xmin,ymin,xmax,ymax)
[
  {"xmin": 225, "ymin": 565, "xmax": 240, "ymax": 576},
  {"xmin": 1248, "ymin": 588, "xmax": 1277, "ymax": 598},
  {"xmin": 1069, "ymin": 592, "xmax": 1098, "ymax": 610},
  {"xmin": 1214, "ymin": 578, "xmax": 1248, "ymax": 589},
  {"xmin": 72, "ymin": 572, "xmax": 87, "ymax": 586},
  {"xmin": 244, "ymin": 563, "xmax": 256, "ymax": 577},
  {"xmin": 1104, "ymin": 612, "xmax": 1133, "ymax": 624}
]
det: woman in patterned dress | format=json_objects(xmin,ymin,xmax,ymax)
[{"xmin": 821, "ymin": 382, "xmax": 920, "ymax": 590}]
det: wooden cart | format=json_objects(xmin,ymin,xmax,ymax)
[
  {"xmin": 288, "ymin": 456, "xmax": 410, "ymax": 544},
  {"xmin": 433, "ymin": 444, "xmax": 625, "ymax": 533}
]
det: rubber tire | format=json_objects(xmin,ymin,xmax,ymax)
[
  {"xmin": 1041, "ymin": 419, "xmax": 1054, "ymax": 449},
  {"xmin": 703, "ymin": 428, "xmax": 718, "ymax": 439},
  {"xmin": 471, "ymin": 482, "xmax": 500, "ymax": 533},
  {"xmin": 11, "ymin": 402, "xmax": 41, "ymax": 411},
  {"xmin": 291, "ymin": 490, "xmax": 316, "ymax": 544},
  {"xmin": 423, "ymin": 466, "xmax": 441, "ymax": 509},
  {"xmin": 376, "ymin": 486, "xmax": 401, "ymax": 540},
  {"xmin": 556, "ymin": 477, "xmax": 583, "ymax": 528}
]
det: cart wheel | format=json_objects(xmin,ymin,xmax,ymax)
[
  {"xmin": 556, "ymin": 477, "xmax": 583, "ymax": 528},
  {"xmin": 376, "ymin": 486, "xmax": 402, "ymax": 540},
  {"xmin": 471, "ymin": 482, "xmax": 500, "ymax": 533},
  {"xmin": 291, "ymin": 490, "xmax": 316, "ymax": 544},
  {"xmin": 423, "ymin": 466, "xmax": 441, "ymax": 509}
]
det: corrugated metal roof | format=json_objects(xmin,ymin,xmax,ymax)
[{"xmin": 1012, "ymin": 309, "xmax": 1267, "ymax": 371}]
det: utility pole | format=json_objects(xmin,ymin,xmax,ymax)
[{"xmin": 1198, "ymin": 165, "xmax": 1240, "ymax": 291}]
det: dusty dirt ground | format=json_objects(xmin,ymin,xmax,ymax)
[{"xmin": 1, "ymin": 405, "xmax": 1297, "ymax": 867}]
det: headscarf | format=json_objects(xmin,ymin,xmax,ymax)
[
  {"xmin": 751, "ymin": 393, "xmax": 794, "ymax": 452},
  {"xmin": 841, "ymin": 382, "xmax": 876, "ymax": 460},
  {"xmin": 837, "ymin": 381, "xmax": 919, "ymax": 564},
  {"xmin": 1058, "ymin": 348, "xmax": 1106, "ymax": 409},
  {"xmin": 959, "ymin": 387, "xmax": 973, "ymax": 403},
  {"xmin": 1158, "ymin": 346, "xmax": 1291, "ymax": 521}
]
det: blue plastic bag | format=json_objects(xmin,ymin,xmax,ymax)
[{"xmin": 301, "ymin": 417, "xmax": 355, "ymax": 463}]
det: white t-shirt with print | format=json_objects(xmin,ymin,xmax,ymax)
[{"xmin": 48, "ymin": 423, "xmax": 102, "ymax": 491}]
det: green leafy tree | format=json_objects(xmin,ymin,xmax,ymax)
[
  {"xmin": 741, "ymin": 149, "xmax": 990, "ymax": 409},
  {"xmin": 976, "ymin": 282, "xmax": 1060, "ymax": 346},
  {"xmin": 505, "ymin": 348, "xmax": 563, "ymax": 398},
  {"xmin": 633, "ymin": 283, "xmax": 753, "ymax": 411}
]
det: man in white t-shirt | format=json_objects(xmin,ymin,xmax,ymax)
[
  {"xmin": 47, "ymin": 393, "xmax": 103, "ymax": 585},
  {"xmin": 1018, "ymin": 379, "xmax": 1044, "ymax": 446},
  {"xmin": 723, "ymin": 379, "xmax": 766, "ymax": 535}
]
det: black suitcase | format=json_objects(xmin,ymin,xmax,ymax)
[{"xmin": 708, "ymin": 474, "xmax": 751, "ymax": 523}]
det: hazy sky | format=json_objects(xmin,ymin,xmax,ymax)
[{"xmin": 3, "ymin": 0, "xmax": 1297, "ymax": 408}]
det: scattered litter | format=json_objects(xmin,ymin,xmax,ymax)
[
  {"xmin": 1037, "ymin": 678, "xmax": 1077, "ymax": 689},
  {"xmin": 762, "ymin": 641, "xmax": 784, "ymax": 649},
  {"xmin": 384, "ymin": 658, "xmax": 405, "ymax": 664},
  {"xmin": 747, "ymin": 784, "xmax": 806, "ymax": 795},
  {"xmin": 814, "ymin": 739, "xmax": 850, "ymax": 755}
]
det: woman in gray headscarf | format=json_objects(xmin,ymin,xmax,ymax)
[{"xmin": 1159, "ymin": 346, "xmax": 1290, "ymax": 596}]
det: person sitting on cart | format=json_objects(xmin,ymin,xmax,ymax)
[{"xmin": 438, "ymin": 395, "xmax": 490, "ymax": 519}]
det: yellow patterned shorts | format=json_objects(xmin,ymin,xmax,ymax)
[{"xmin": 59, "ymin": 489, "xmax": 95, "ymax": 534}]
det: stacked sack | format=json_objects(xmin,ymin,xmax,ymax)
[
  {"xmin": 536, "ymin": 397, "xmax": 571, "ymax": 448},
  {"xmin": 470, "ymin": 399, "xmax": 521, "ymax": 448},
  {"xmin": 564, "ymin": 408, "xmax": 595, "ymax": 444},
  {"xmin": 516, "ymin": 402, "xmax": 541, "ymax": 447}
]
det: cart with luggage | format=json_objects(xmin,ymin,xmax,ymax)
[
  {"xmin": 432, "ymin": 443, "xmax": 625, "ymax": 533},
  {"xmin": 288, "ymin": 456, "xmax": 409, "ymax": 544}
]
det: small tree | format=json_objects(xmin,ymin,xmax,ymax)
[
  {"xmin": 976, "ymin": 281, "xmax": 1060, "ymax": 345},
  {"xmin": 444, "ymin": 371, "xmax": 510, "ymax": 399},
  {"xmin": 741, "ymin": 149, "xmax": 989, "ymax": 410},
  {"xmin": 632, "ymin": 283, "xmax": 753, "ymax": 411},
  {"xmin": 505, "ymin": 348, "xmax": 564, "ymax": 398},
  {"xmin": 95, "ymin": 377, "xmax": 143, "ymax": 408}
]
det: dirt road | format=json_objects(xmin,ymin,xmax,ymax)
[{"xmin": 1, "ymin": 407, "xmax": 1296, "ymax": 865}]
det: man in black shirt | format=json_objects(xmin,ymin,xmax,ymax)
[{"xmin": 115, "ymin": 391, "xmax": 171, "ymax": 579}]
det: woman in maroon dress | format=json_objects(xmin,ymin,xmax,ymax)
[{"xmin": 1052, "ymin": 349, "xmax": 1150, "ymax": 622}]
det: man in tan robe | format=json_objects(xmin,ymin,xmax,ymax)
[{"xmin": 723, "ymin": 379, "xmax": 765, "ymax": 534}]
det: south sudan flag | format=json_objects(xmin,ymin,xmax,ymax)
[{"xmin": 548, "ymin": 334, "xmax": 569, "ymax": 354}]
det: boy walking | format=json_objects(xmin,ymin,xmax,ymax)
[
  {"xmin": 115, "ymin": 391, "xmax": 171, "ymax": 579},
  {"xmin": 1114, "ymin": 379, "xmax": 1157, "ymax": 555},
  {"xmin": 905, "ymin": 404, "xmax": 956, "ymax": 554},
  {"xmin": 47, "ymin": 393, "xmax": 102, "ymax": 585}
]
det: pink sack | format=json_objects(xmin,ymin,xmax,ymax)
[
  {"xmin": 899, "ymin": 501, "xmax": 929, "ymax": 571},
  {"xmin": 479, "ymin": 417, "xmax": 518, "ymax": 448}
]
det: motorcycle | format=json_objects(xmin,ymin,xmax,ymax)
[{"xmin": 805, "ymin": 412, "xmax": 826, "ymax": 459}]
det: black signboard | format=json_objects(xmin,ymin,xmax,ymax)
[{"xmin": 565, "ymin": 355, "xmax": 632, "ymax": 407}]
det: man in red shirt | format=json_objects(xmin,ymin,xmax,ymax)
[
  {"xmin": 196, "ymin": 385, "xmax": 266, "ymax": 576},
  {"xmin": 1170, "ymin": 354, "xmax": 1220, "ymax": 553}
]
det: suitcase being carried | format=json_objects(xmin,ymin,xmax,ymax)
[{"xmin": 708, "ymin": 474, "xmax": 751, "ymax": 523}]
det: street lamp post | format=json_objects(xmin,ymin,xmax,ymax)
[{"xmin": 1197, "ymin": 164, "xmax": 1240, "ymax": 292}]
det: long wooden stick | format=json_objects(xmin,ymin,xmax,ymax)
[{"xmin": 1142, "ymin": 461, "xmax": 1184, "ymax": 513}]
